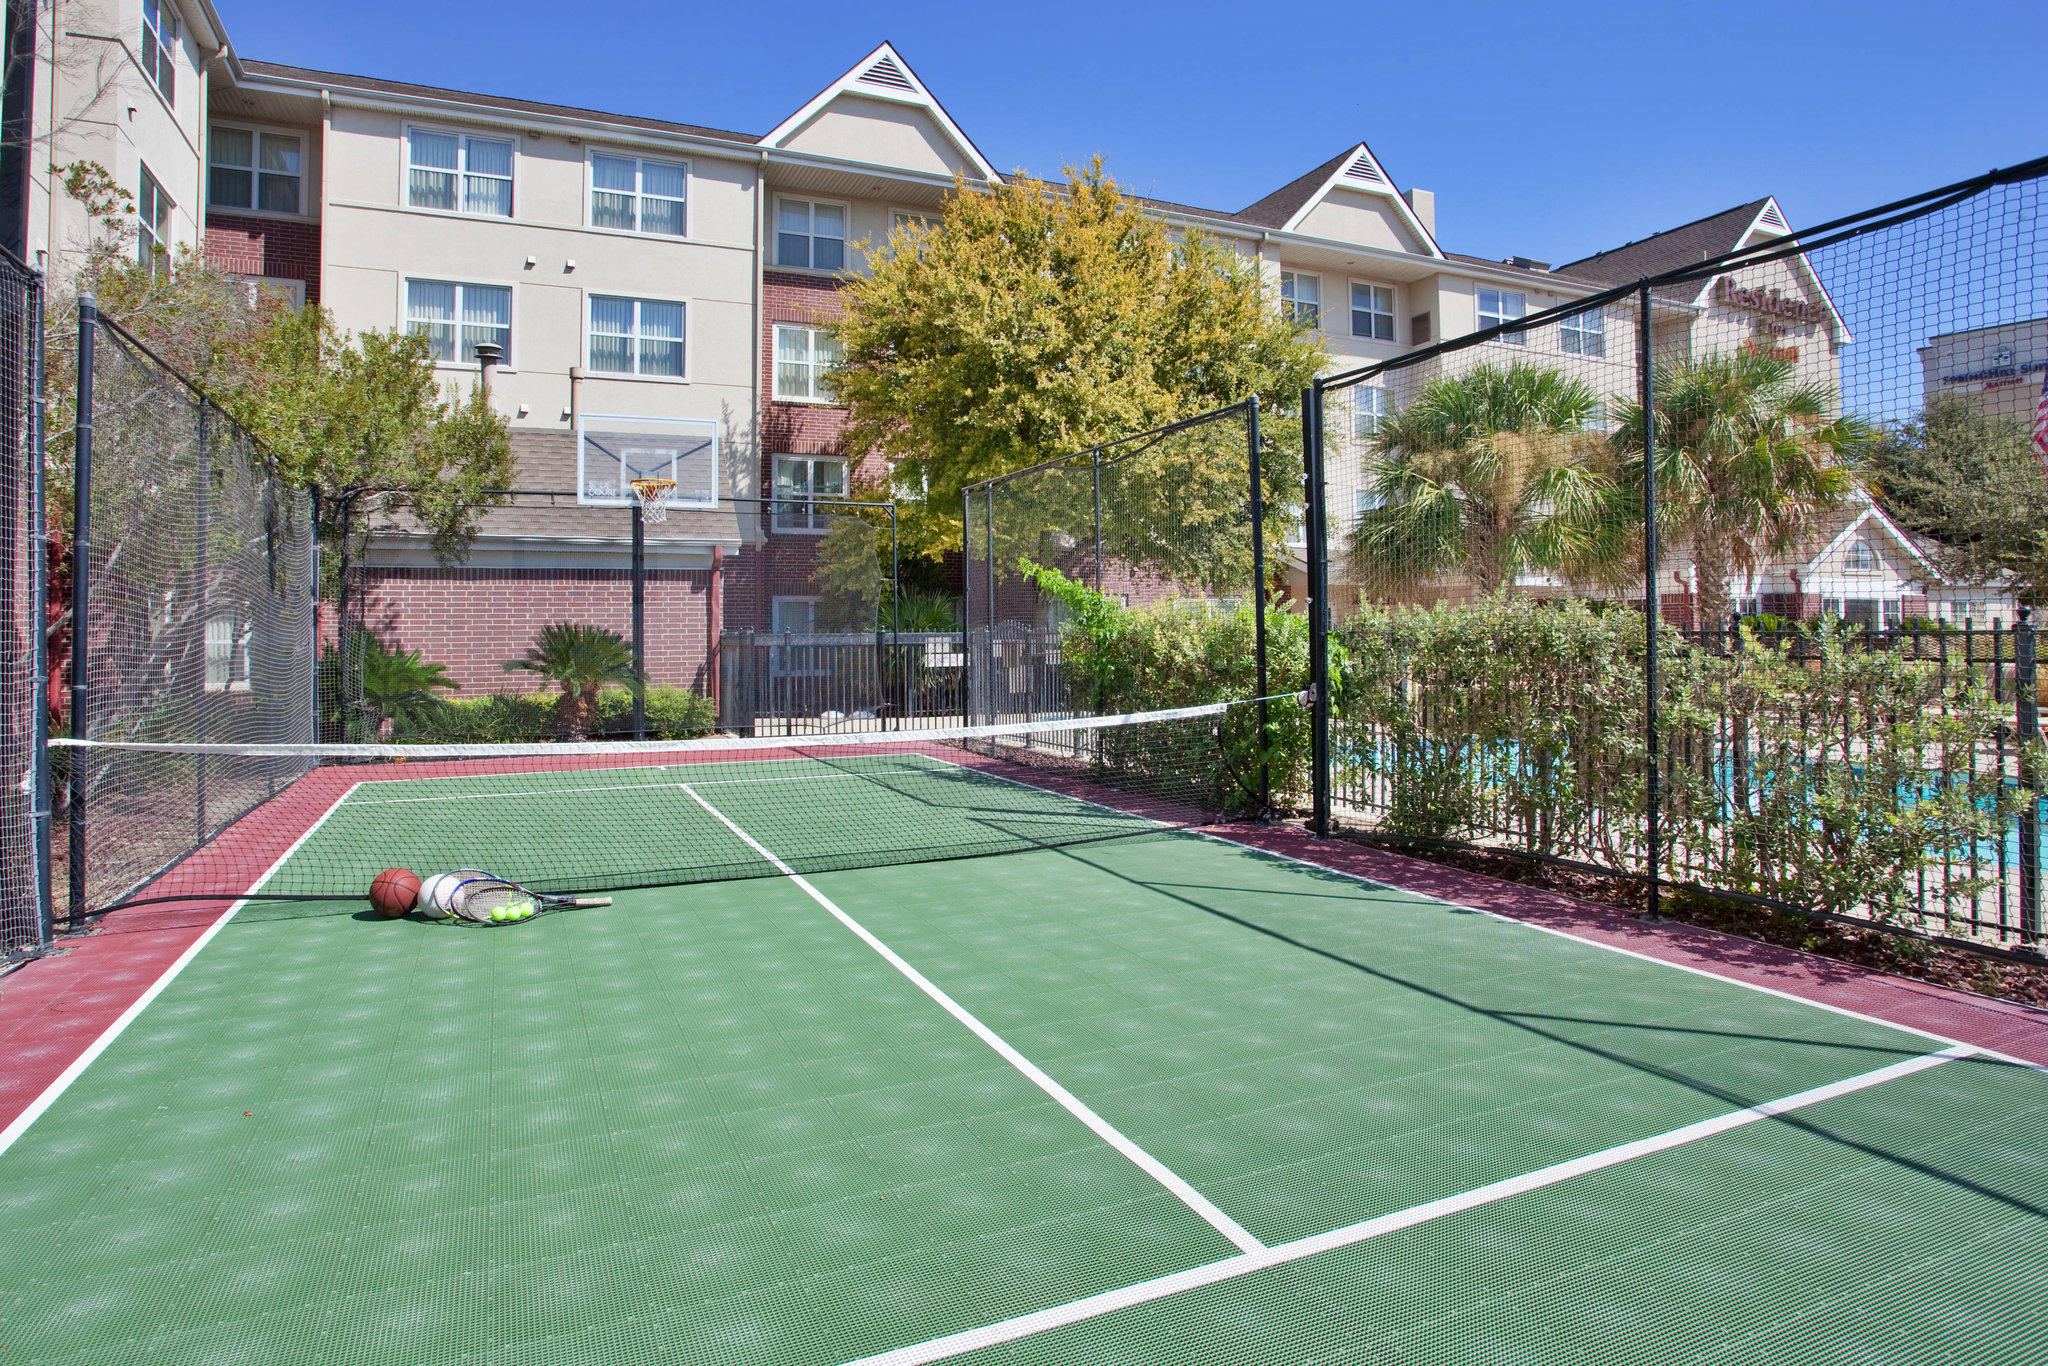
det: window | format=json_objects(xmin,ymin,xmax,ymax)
[
  {"xmin": 1582, "ymin": 400, "xmax": 1609, "ymax": 432},
  {"xmin": 892, "ymin": 210, "xmax": 937, "ymax": 233},
  {"xmin": 589, "ymin": 296, "xmax": 684, "ymax": 377},
  {"xmin": 407, "ymin": 129, "xmax": 513, "ymax": 217},
  {"xmin": 590, "ymin": 153, "xmax": 685, "ymax": 236},
  {"xmin": 1351, "ymin": 386, "xmax": 1389, "ymax": 439},
  {"xmin": 406, "ymin": 280, "xmax": 511, "ymax": 364},
  {"xmin": 776, "ymin": 198, "xmax": 845, "ymax": 270},
  {"xmin": 1280, "ymin": 271, "xmax": 1320, "ymax": 326},
  {"xmin": 773, "ymin": 454, "xmax": 847, "ymax": 532},
  {"xmin": 1354, "ymin": 487, "xmax": 1385, "ymax": 520},
  {"xmin": 771, "ymin": 598, "xmax": 819, "ymax": 635},
  {"xmin": 209, "ymin": 126, "xmax": 303, "ymax": 214},
  {"xmin": 1478, "ymin": 289, "xmax": 1526, "ymax": 345},
  {"xmin": 1844, "ymin": 538, "xmax": 1878, "ymax": 572},
  {"xmin": 773, "ymin": 324, "xmax": 842, "ymax": 403},
  {"xmin": 141, "ymin": 0, "xmax": 179, "ymax": 103},
  {"xmin": 1350, "ymin": 283, "xmax": 1395, "ymax": 341},
  {"xmin": 1560, "ymin": 306, "xmax": 1606, "ymax": 357},
  {"xmin": 204, "ymin": 618, "xmax": 248, "ymax": 693},
  {"xmin": 240, "ymin": 275, "xmax": 306, "ymax": 309},
  {"xmin": 137, "ymin": 167, "xmax": 171, "ymax": 269}
]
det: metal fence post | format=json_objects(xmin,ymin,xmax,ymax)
[
  {"xmin": 28, "ymin": 273, "xmax": 50, "ymax": 947},
  {"xmin": 1638, "ymin": 283, "xmax": 1662, "ymax": 922},
  {"xmin": 2017, "ymin": 607, "xmax": 2040, "ymax": 946},
  {"xmin": 1303, "ymin": 384, "xmax": 1331, "ymax": 836},
  {"xmin": 194, "ymin": 405, "xmax": 210, "ymax": 845},
  {"xmin": 1247, "ymin": 395, "xmax": 1270, "ymax": 812},
  {"xmin": 66, "ymin": 294, "xmax": 95, "ymax": 929},
  {"xmin": 630, "ymin": 501, "xmax": 646, "ymax": 740},
  {"xmin": 308, "ymin": 485, "xmax": 321, "ymax": 738}
]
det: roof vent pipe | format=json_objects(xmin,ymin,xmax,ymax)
[{"xmin": 474, "ymin": 342, "xmax": 502, "ymax": 397}]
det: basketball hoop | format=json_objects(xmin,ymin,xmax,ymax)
[{"xmin": 629, "ymin": 477, "xmax": 677, "ymax": 523}]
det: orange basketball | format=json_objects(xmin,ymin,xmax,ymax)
[{"xmin": 369, "ymin": 867, "xmax": 422, "ymax": 919}]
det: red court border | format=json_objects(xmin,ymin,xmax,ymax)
[{"xmin": 5, "ymin": 746, "xmax": 2045, "ymax": 1134}]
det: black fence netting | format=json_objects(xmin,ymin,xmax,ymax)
[
  {"xmin": 963, "ymin": 398, "xmax": 1308, "ymax": 812},
  {"xmin": 1308, "ymin": 157, "xmax": 2048, "ymax": 955},
  {"xmin": 57, "ymin": 309, "xmax": 314, "ymax": 924},
  {"xmin": 0, "ymin": 248, "xmax": 43, "ymax": 962}
]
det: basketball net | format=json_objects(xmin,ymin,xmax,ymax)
[{"xmin": 630, "ymin": 477, "xmax": 677, "ymax": 524}]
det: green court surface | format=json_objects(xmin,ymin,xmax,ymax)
[{"xmin": 1, "ymin": 760, "xmax": 2044, "ymax": 1365}]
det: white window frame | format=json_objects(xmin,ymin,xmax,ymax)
[
  {"xmin": 1353, "ymin": 487, "xmax": 1385, "ymax": 521},
  {"xmin": 204, "ymin": 616, "xmax": 251, "ymax": 694},
  {"xmin": 141, "ymin": 0, "xmax": 179, "ymax": 105},
  {"xmin": 1350, "ymin": 282, "xmax": 1395, "ymax": 342},
  {"xmin": 1844, "ymin": 538, "xmax": 1878, "ymax": 572},
  {"xmin": 585, "ymin": 293, "xmax": 688, "ymax": 380},
  {"xmin": 1560, "ymin": 306, "xmax": 1606, "ymax": 357},
  {"xmin": 772, "ymin": 454, "xmax": 849, "ymax": 534},
  {"xmin": 1351, "ymin": 385, "xmax": 1389, "ymax": 439},
  {"xmin": 770, "ymin": 596, "xmax": 821, "ymax": 635},
  {"xmin": 402, "ymin": 277, "xmax": 515, "ymax": 369},
  {"xmin": 137, "ymin": 165, "xmax": 171, "ymax": 269},
  {"xmin": 891, "ymin": 209, "xmax": 938, "ymax": 233},
  {"xmin": 241, "ymin": 275, "xmax": 306, "ymax": 309},
  {"xmin": 586, "ymin": 150, "xmax": 688, "ymax": 237},
  {"xmin": 1477, "ymin": 288, "xmax": 1527, "ymax": 346},
  {"xmin": 774, "ymin": 197, "xmax": 849, "ymax": 272},
  {"xmin": 207, "ymin": 123, "xmax": 305, "ymax": 217},
  {"xmin": 403, "ymin": 125, "xmax": 515, "ymax": 218},
  {"xmin": 772, "ymin": 323, "xmax": 841, "ymax": 403},
  {"xmin": 1280, "ymin": 271, "xmax": 1320, "ymax": 326}
]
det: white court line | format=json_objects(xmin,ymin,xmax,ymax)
[
  {"xmin": 0, "ymin": 781, "xmax": 366, "ymax": 1160},
  {"xmin": 843, "ymin": 1043, "xmax": 1974, "ymax": 1366},
  {"xmin": 676, "ymin": 782, "xmax": 1264, "ymax": 1256}
]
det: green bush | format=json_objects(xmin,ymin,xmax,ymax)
[
  {"xmin": 389, "ymin": 685, "xmax": 715, "ymax": 743},
  {"xmin": 1335, "ymin": 600, "xmax": 2025, "ymax": 928}
]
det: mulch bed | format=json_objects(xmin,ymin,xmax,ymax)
[{"xmin": 1345, "ymin": 837, "xmax": 2048, "ymax": 1009}]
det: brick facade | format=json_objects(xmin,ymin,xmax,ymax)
[
  {"xmin": 351, "ymin": 565, "xmax": 715, "ymax": 694},
  {"xmin": 203, "ymin": 213, "xmax": 322, "ymax": 304}
]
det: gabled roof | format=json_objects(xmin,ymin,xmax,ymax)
[
  {"xmin": 759, "ymin": 42, "xmax": 1000, "ymax": 182},
  {"xmin": 1233, "ymin": 142, "xmax": 1443, "ymax": 257},
  {"xmin": 1551, "ymin": 198, "xmax": 1774, "ymax": 302},
  {"xmin": 238, "ymin": 59, "xmax": 761, "ymax": 146}
]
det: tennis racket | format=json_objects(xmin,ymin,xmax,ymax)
[{"xmin": 437, "ymin": 871, "xmax": 612, "ymax": 925}]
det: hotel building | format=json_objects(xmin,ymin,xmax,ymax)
[{"xmin": 5, "ymin": 0, "xmax": 1975, "ymax": 692}]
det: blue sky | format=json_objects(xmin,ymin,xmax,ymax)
[{"xmin": 218, "ymin": 0, "xmax": 2044, "ymax": 266}]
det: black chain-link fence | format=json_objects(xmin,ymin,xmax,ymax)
[
  {"xmin": 0, "ymin": 245, "xmax": 44, "ymax": 962},
  {"xmin": 58, "ymin": 302, "xmax": 315, "ymax": 925},
  {"xmin": 1305, "ymin": 157, "xmax": 2048, "ymax": 955}
]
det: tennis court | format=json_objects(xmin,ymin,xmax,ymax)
[{"xmin": 3, "ymin": 747, "xmax": 2045, "ymax": 1365}]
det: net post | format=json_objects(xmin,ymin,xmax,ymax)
[
  {"xmin": 27, "ymin": 270, "xmax": 51, "ymax": 948},
  {"xmin": 194, "ymin": 403, "xmax": 210, "ymax": 846},
  {"xmin": 1092, "ymin": 449, "xmax": 1103, "ymax": 594},
  {"xmin": 1303, "ymin": 383, "xmax": 1330, "ymax": 837},
  {"xmin": 630, "ymin": 499, "xmax": 646, "ymax": 741},
  {"xmin": 984, "ymin": 484, "xmax": 996, "ymax": 725},
  {"xmin": 2017, "ymin": 607, "xmax": 2040, "ymax": 948},
  {"xmin": 66, "ymin": 293, "xmax": 94, "ymax": 930},
  {"xmin": 308, "ymin": 484, "xmax": 320, "ymax": 741},
  {"xmin": 1247, "ymin": 394, "xmax": 1270, "ymax": 813},
  {"xmin": 1638, "ymin": 282, "xmax": 1662, "ymax": 924}
]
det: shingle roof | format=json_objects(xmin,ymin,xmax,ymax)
[
  {"xmin": 239, "ymin": 60, "xmax": 762, "ymax": 146},
  {"xmin": 1232, "ymin": 148, "xmax": 1355, "ymax": 229},
  {"xmin": 1549, "ymin": 198, "xmax": 1773, "ymax": 302}
]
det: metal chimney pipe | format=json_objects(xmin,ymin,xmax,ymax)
[{"xmin": 473, "ymin": 341, "xmax": 502, "ymax": 396}]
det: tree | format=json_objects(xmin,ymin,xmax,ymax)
[
  {"xmin": 1611, "ymin": 349, "xmax": 1870, "ymax": 627},
  {"xmin": 1865, "ymin": 393, "xmax": 2048, "ymax": 601},
  {"xmin": 503, "ymin": 623, "xmax": 641, "ymax": 740},
  {"xmin": 355, "ymin": 632, "xmax": 459, "ymax": 734},
  {"xmin": 832, "ymin": 160, "xmax": 1326, "ymax": 566},
  {"xmin": 1348, "ymin": 363, "xmax": 1613, "ymax": 600}
]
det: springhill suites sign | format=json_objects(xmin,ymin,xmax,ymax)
[{"xmin": 1715, "ymin": 277, "xmax": 1824, "ymax": 324}]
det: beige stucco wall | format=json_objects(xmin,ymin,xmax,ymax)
[
  {"xmin": 778, "ymin": 96, "xmax": 973, "ymax": 179},
  {"xmin": 1293, "ymin": 188, "xmax": 1426, "ymax": 255},
  {"xmin": 34, "ymin": 0, "xmax": 212, "ymax": 280},
  {"xmin": 317, "ymin": 102, "xmax": 760, "ymax": 459}
]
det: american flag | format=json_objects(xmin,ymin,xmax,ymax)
[{"xmin": 2035, "ymin": 368, "xmax": 2048, "ymax": 471}]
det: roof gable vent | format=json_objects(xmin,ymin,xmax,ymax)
[
  {"xmin": 859, "ymin": 56, "xmax": 916, "ymax": 91},
  {"xmin": 1758, "ymin": 202, "xmax": 1788, "ymax": 230},
  {"xmin": 1343, "ymin": 151, "xmax": 1386, "ymax": 185}
]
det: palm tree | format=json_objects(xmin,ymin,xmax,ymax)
[
  {"xmin": 1348, "ymin": 363, "xmax": 1614, "ymax": 600},
  {"xmin": 357, "ymin": 632, "xmax": 459, "ymax": 735},
  {"xmin": 503, "ymin": 623, "xmax": 641, "ymax": 740},
  {"xmin": 1610, "ymin": 349, "xmax": 1872, "ymax": 627}
]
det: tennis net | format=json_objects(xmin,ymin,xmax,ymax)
[{"xmin": 53, "ymin": 696, "xmax": 1292, "ymax": 919}]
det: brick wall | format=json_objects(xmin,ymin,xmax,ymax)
[
  {"xmin": 203, "ymin": 213, "xmax": 322, "ymax": 304},
  {"xmin": 352, "ymin": 565, "xmax": 715, "ymax": 694}
]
